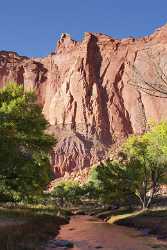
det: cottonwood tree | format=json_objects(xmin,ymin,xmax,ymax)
[
  {"xmin": 89, "ymin": 122, "xmax": 167, "ymax": 209},
  {"xmin": 123, "ymin": 122, "xmax": 167, "ymax": 209},
  {"xmin": 88, "ymin": 160, "xmax": 132, "ymax": 206},
  {"xmin": 0, "ymin": 83, "xmax": 55, "ymax": 200}
]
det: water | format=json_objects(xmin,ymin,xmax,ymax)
[{"xmin": 47, "ymin": 215, "xmax": 167, "ymax": 250}]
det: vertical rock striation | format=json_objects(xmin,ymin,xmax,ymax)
[{"xmin": 1, "ymin": 24, "xmax": 167, "ymax": 176}]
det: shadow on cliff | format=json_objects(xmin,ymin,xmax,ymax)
[{"xmin": 86, "ymin": 34, "xmax": 112, "ymax": 145}]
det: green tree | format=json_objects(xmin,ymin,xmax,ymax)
[
  {"xmin": 51, "ymin": 181, "xmax": 83, "ymax": 207},
  {"xmin": 0, "ymin": 83, "xmax": 55, "ymax": 200},
  {"xmin": 123, "ymin": 122, "xmax": 167, "ymax": 208},
  {"xmin": 88, "ymin": 122, "xmax": 167, "ymax": 209},
  {"xmin": 88, "ymin": 161, "xmax": 133, "ymax": 206},
  {"xmin": 82, "ymin": 181, "xmax": 100, "ymax": 200}
]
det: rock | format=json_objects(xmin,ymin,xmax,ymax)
[
  {"xmin": 1, "ymin": 24, "xmax": 167, "ymax": 177},
  {"xmin": 55, "ymin": 240, "xmax": 74, "ymax": 248},
  {"xmin": 47, "ymin": 239, "xmax": 74, "ymax": 248},
  {"xmin": 157, "ymin": 234, "xmax": 167, "ymax": 240},
  {"xmin": 141, "ymin": 228, "xmax": 151, "ymax": 236}
]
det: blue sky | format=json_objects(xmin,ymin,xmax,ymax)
[{"xmin": 1, "ymin": 0, "xmax": 167, "ymax": 57}]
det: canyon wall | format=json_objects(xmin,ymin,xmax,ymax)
[{"xmin": 1, "ymin": 24, "xmax": 167, "ymax": 176}]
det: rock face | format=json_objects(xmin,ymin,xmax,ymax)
[{"xmin": 1, "ymin": 25, "xmax": 167, "ymax": 177}]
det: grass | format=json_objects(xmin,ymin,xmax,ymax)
[{"xmin": 0, "ymin": 203, "xmax": 69, "ymax": 250}]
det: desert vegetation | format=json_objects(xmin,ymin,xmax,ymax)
[
  {"xmin": 51, "ymin": 121, "xmax": 167, "ymax": 240},
  {"xmin": 0, "ymin": 83, "xmax": 56, "ymax": 201},
  {"xmin": 52, "ymin": 121, "xmax": 167, "ymax": 210},
  {"xmin": 0, "ymin": 83, "xmax": 68, "ymax": 250},
  {"xmin": 1, "ymin": 83, "xmax": 167, "ymax": 248}
]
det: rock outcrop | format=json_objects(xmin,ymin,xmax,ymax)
[{"xmin": 1, "ymin": 24, "xmax": 167, "ymax": 177}]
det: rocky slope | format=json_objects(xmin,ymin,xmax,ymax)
[{"xmin": 1, "ymin": 24, "xmax": 167, "ymax": 177}]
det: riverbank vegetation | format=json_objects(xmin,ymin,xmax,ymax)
[
  {"xmin": 0, "ymin": 83, "xmax": 55, "ymax": 201},
  {"xmin": 0, "ymin": 202, "xmax": 69, "ymax": 250},
  {"xmin": 52, "ymin": 121, "xmax": 167, "ymax": 210},
  {"xmin": 0, "ymin": 83, "xmax": 67, "ymax": 250},
  {"xmin": 51, "ymin": 121, "xmax": 167, "ymax": 240},
  {"xmin": 1, "ymin": 83, "xmax": 167, "ymax": 247}
]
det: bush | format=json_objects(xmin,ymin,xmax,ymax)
[{"xmin": 51, "ymin": 181, "xmax": 84, "ymax": 207}]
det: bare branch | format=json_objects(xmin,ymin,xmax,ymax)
[{"xmin": 128, "ymin": 48, "xmax": 167, "ymax": 98}]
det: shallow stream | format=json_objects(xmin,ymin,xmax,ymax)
[{"xmin": 46, "ymin": 215, "xmax": 167, "ymax": 250}]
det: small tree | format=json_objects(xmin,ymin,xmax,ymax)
[{"xmin": 0, "ymin": 83, "xmax": 55, "ymax": 200}]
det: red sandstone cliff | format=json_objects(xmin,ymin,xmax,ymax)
[{"xmin": 1, "ymin": 24, "xmax": 167, "ymax": 177}]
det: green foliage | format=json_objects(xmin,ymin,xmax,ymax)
[
  {"xmin": 51, "ymin": 181, "xmax": 84, "ymax": 207},
  {"xmin": 82, "ymin": 181, "xmax": 100, "ymax": 200},
  {"xmin": 88, "ymin": 122, "xmax": 167, "ymax": 209},
  {"xmin": 123, "ymin": 122, "xmax": 167, "ymax": 208},
  {"xmin": 88, "ymin": 161, "xmax": 134, "ymax": 206},
  {"xmin": 51, "ymin": 180, "xmax": 100, "ymax": 207},
  {"xmin": 0, "ymin": 83, "xmax": 55, "ymax": 200}
]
